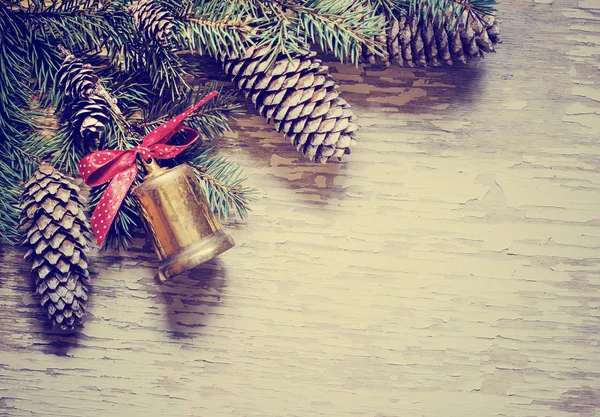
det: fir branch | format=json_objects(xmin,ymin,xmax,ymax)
[
  {"xmin": 0, "ymin": 159, "xmax": 22, "ymax": 246},
  {"xmin": 0, "ymin": 4, "xmax": 40, "ymax": 180},
  {"xmin": 185, "ymin": 17, "xmax": 251, "ymax": 31},
  {"xmin": 283, "ymin": 0, "xmax": 387, "ymax": 65},
  {"xmin": 141, "ymin": 45, "xmax": 189, "ymax": 101},
  {"xmin": 0, "ymin": 135, "xmax": 43, "ymax": 190},
  {"xmin": 253, "ymin": 2, "xmax": 307, "ymax": 67},
  {"xmin": 367, "ymin": 0, "xmax": 407, "ymax": 17},
  {"xmin": 106, "ymin": 73, "xmax": 154, "ymax": 118},
  {"xmin": 176, "ymin": 1, "xmax": 254, "ymax": 58},
  {"xmin": 187, "ymin": 149, "xmax": 256, "ymax": 220},
  {"xmin": 28, "ymin": 36, "xmax": 62, "ymax": 102},
  {"xmin": 0, "ymin": 44, "xmax": 34, "ymax": 139},
  {"xmin": 9, "ymin": 130, "xmax": 56, "ymax": 180},
  {"xmin": 138, "ymin": 83, "xmax": 243, "ymax": 141},
  {"xmin": 14, "ymin": 0, "xmax": 131, "ymax": 55},
  {"xmin": 0, "ymin": 6, "xmax": 34, "ymax": 137},
  {"xmin": 50, "ymin": 124, "xmax": 92, "ymax": 174},
  {"xmin": 200, "ymin": 0, "xmax": 309, "ymax": 66}
]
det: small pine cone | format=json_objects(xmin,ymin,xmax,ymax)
[
  {"xmin": 221, "ymin": 47, "xmax": 359, "ymax": 163},
  {"xmin": 70, "ymin": 94, "xmax": 110, "ymax": 142},
  {"xmin": 56, "ymin": 55, "xmax": 96, "ymax": 98},
  {"xmin": 131, "ymin": 0, "xmax": 174, "ymax": 44},
  {"xmin": 366, "ymin": 9, "xmax": 500, "ymax": 67},
  {"xmin": 20, "ymin": 164, "xmax": 92, "ymax": 331}
]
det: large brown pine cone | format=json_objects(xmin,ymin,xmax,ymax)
[
  {"xmin": 365, "ymin": 10, "xmax": 500, "ymax": 67},
  {"xmin": 20, "ymin": 164, "xmax": 92, "ymax": 331},
  {"xmin": 222, "ymin": 47, "xmax": 359, "ymax": 163}
]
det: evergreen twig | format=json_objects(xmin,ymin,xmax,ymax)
[
  {"xmin": 0, "ymin": 160, "xmax": 23, "ymax": 246},
  {"xmin": 176, "ymin": 1, "xmax": 254, "ymax": 58},
  {"xmin": 189, "ymin": 150, "xmax": 256, "ymax": 220},
  {"xmin": 283, "ymin": 0, "xmax": 386, "ymax": 65}
]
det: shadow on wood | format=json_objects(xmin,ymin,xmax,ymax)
[
  {"xmin": 155, "ymin": 258, "xmax": 227, "ymax": 339},
  {"xmin": 38, "ymin": 330, "xmax": 83, "ymax": 357}
]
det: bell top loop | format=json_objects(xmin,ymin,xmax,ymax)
[{"xmin": 140, "ymin": 157, "xmax": 167, "ymax": 178}]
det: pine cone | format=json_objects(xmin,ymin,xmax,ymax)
[
  {"xmin": 131, "ymin": 0, "xmax": 174, "ymax": 44},
  {"xmin": 365, "ymin": 10, "xmax": 500, "ymax": 67},
  {"xmin": 56, "ymin": 55, "xmax": 96, "ymax": 98},
  {"xmin": 56, "ymin": 53, "xmax": 110, "ymax": 145},
  {"xmin": 20, "ymin": 164, "xmax": 92, "ymax": 331},
  {"xmin": 222, "ymin": 47, "xmax": 358, "ymax": 163},
  {"xmin": 70, "ymin": 94, "xmax": 110, "ymax": 142}
]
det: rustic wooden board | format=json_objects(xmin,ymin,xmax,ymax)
[{"xmin": 2, "ymin": 0, "xmax": 600, "ymax": 416}]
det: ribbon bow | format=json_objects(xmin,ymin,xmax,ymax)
[{"xmin": 79, "ymin": 91, "xmax": 219, "ymax": 247}]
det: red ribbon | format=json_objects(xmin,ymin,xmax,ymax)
[{"xmin": 78, "ymin": 91, "xmax": 219, "ymax": 247}]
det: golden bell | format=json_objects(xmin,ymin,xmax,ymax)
[{"xmin": 131, "ymin": 159, "xmax": 235, "ymax": 282}]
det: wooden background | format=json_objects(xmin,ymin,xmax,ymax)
[{"xmin": 2, "ymin": 0, "xmax": 600, "ymax": 416}]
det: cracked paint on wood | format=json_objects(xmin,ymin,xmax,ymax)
[{"xmin": 1, "ymin": 0, "xmax": 600, "ymax": 416}]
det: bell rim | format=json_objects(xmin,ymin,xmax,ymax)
[{"xmin": 156, "ymin": 230, "xmax": 235, "ymax": 282}]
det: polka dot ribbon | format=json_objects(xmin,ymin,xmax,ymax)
[{"xmin": 78, "ymin": 91, "xmax": 219, "ymax": 247}]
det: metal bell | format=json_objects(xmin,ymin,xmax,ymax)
[{"xmin": 131, "ymin": 159, "xmax": 235, "ymax": 282}]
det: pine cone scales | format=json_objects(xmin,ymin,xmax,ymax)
[
  {"xmin": 56, "ymin": 55, "xmax": 96, "ymax": 98},
  {"xmin": 131, "ymin": 0, "xmax": 174, "ymax": 44},
  {"xmin": 71, "ymin": 94, "xmax": 110, "ymax": 140},
  {"xmin": 366, "ymin": 10, "xmax": 500, "ymax": 67},
  {"xmin": 222, "ymin": 47, "xmax": 358, "ymax": 163},
  {"xmin": 20, "ymin": 164, "xmax": 92, "ymax": 330}
]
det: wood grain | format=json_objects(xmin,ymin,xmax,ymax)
[{"xmin": 2, "ymin": 0, "xmax": 600, "ymax": 416}]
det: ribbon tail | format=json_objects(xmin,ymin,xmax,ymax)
[{"xmin": 89, "ymin": 164, "xmax": 138, "ymax": 247}]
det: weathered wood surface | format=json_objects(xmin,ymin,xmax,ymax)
[{"xmin": 2, "ymin": 0, "xmax": 600, "ymax": 416}]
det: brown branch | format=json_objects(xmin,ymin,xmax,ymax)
[{"xmin": 186, "ymin": 17, "xmax": 253, "ymax": 34}]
